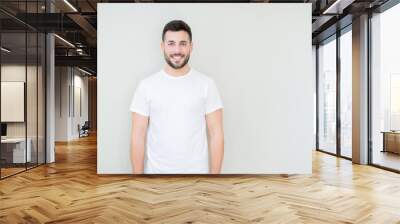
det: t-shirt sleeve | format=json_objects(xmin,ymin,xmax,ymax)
[
  {"xmin": 205, "ymin": 79, "xmax": 223, "ymax": 114},
  {"xmin": 129, "ymin": 81, "xmax": 150, "ymax": 117}
]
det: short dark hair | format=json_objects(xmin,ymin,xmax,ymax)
[{"xmin": 162, "ymin": 20, "xmax": 192, "ymax": 42}]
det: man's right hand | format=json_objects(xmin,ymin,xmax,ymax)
[{"xmin": 131, "ymin": 112, "xmax": 149, "ymax": 174}]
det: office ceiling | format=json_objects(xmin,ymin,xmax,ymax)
[{"xmin": 0, "ymin": 0, "xmax": 394, "ymax": 75}]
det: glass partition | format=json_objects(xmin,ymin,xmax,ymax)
[
  {"xmin": 0, "ymin": 1, "xmax": 46, "ymax": 179},
  {"xmin": 318, "ymin": 36, "xmax": 337, "ymax": 155},
  {"xmin": 1, "ymin": 31, "xmax": 28, "ymax": 177},
  {"xmin": 27, "ymin": 31, "xmax": 38, "ymax": 170}
]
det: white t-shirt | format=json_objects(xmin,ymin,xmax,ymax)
[{"xmin": 129, "ymin": 68, "xmax": 223, "ymax": 174}]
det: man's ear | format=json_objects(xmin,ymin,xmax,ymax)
[{"xmin": 161, "ymin": 41, "xmax": 164, "ymax": 51}]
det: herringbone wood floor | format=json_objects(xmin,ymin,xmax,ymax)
[{"xmin": 1, "ymin": 134, "xmax": 400, "ymax": 224}]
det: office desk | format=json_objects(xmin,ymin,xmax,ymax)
[
  {"xmin": 1, "ymin": 138, "xmax": 32, "ymax": 163},
  {"xmin": 381, "ymin": 131, "xmax": 400, "ymax": 154}
]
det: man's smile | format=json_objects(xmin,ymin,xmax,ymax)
[{"xmin": 171, "ymin": 54, "xmax": 184, "ymax": 60}]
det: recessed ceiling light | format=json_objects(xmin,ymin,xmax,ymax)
[
  {"xmin": 78, "ymin": 67, "xmax": 93, "ymax": 76},
  {"xmin": 63, "ymin": 0, "xmax": 78, "ymax": 12},
  {"xmin": 54, "ymin": 34, "xmax": 75, "ymax": 48},
  {"xmin": 322, "ymin": 0, "xmax": 353, "ymax": 15},
  {"xmin": 1, "ymin": 47, "xmax": 11, "ymax": 53}
]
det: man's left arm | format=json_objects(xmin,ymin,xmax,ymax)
[{"xmin": 206, "ymin": 109, "xmax": 224, "ymax": 174}]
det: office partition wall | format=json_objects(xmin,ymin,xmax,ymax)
[{"xmin": 0, "ymin": 1, "xmax": 47, "ymax": 179}]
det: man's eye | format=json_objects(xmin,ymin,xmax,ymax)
[
  {"xmin": 168, "ymin": 43, "xmax": 174, "ymax": 46},
  {"xmin": 180, "ymin": 43, "xmax": 187, "ymax": 46}
]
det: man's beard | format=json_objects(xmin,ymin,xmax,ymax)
[{"xmin": 164, "ymin": 53, "xmax": 190, "ymax": 69}]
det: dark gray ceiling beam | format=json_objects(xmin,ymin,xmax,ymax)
[
  {"xmin": 312, "ymin": 0, "xmax": 356, "ymax": 34},
  {"xmin": 11, "ymin": 13, "xmax": 83, "ymax": 32},
  {"xmin": 55, "ymin": 55, "xmax": 96, "ymax": 69},
  {"xmin": 372, "ymin": 0, "xmax": 398, "ymax": 12},
  {"xmin": 312, "ymin": 15, "xmax": 335, "ymax": 33},
  {"xmin": 52, "ymin": 0, "xmax": 97, "ymax": 46},
  {"xmin": 66, "ymin": 13, "xmax": 97, "ymax": 46},
  {"xmin": 312, "ymin": 14, "xmax": 352, "ymax": 44},
  {"xmin": 311, "ymin": 0, "xmax": 358, "ymax": 43}
]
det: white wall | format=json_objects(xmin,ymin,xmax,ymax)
[
  {"xmin": 98, "ymin": 3, "xmax": 313, "ymax": 174},
  {"xmin": 72, "ymin": 72, "xmax": 89, "ymax": 138},
  {"xmin": 55, "ymin": 67, "xmax": 69, "ymax": 141},
  {"xmin": 55, "ymin": 67, "xmax": 89, "ymax": 141}
]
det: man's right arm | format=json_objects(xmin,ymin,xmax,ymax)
[{"xmin": 131, "ymin": 112, "xmax": 149, "ymax": 174}]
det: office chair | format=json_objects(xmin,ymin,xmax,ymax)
[{"xmin": 79, "ymin": 121, "xmax": 90, "ymax": 138}]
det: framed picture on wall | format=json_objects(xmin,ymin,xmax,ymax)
[{"xmin": 1, "ymin": 81, "xmax": 25, "ymax": 122}]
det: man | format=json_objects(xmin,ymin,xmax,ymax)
[{"xmin": 130, "ymin": 20, "xmax": 224, "ymax": 174}]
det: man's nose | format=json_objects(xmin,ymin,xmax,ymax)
[{"xmin": 173, "ymin": 46, "xmax": 182, "ymax": 54}]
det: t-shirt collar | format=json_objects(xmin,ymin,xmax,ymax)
[{"xmin": 161, "ymin": 67, "xmax": 193, "ymax": 80}]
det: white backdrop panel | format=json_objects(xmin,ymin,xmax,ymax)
[{"xmin": 97, "ymin": 3, "xmax": 313, "ymax": 174}]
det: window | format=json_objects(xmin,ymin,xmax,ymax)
[
  {"xmin": 318, "ymin": 37, "xmax": 337, "ymax": 155},
  {"xmin": 370, "ymin": 3, "xmax": 400, "ymax": 171},
  {"xmin": 339, "ymin": 29, "xmax": 352, "ymax": 158}
]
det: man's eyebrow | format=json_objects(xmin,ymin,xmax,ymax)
[{"xmin": 167, "ymin": 40, "xmax": 175, "ymax": 43}]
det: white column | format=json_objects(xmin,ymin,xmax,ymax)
[
  {"xmin": 46, "ymin": 33, "xmax": 55, "ymax": 163},
  {"xmin": 46, "ymin": 1, "xmax": 56, "ymax": 163}
]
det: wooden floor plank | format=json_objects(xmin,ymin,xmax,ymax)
[{"xmin": 1, "ymin": 134, "xmax": 400, "ymax": 223}]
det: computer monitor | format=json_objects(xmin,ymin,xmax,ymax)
[{"xmin": 1, "ymin": 123, "xmax": 7, "ymax": 137}]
